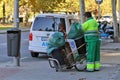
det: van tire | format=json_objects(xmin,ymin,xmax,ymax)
[{"xmin": 31, "ymin": 52, "xmax": 39, "ymax": 57}]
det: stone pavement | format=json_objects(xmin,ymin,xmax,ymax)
[
  {"xmin": 0, "ymin": 41, "xmax": 120, "ymax": 80},
  {"xmin": 100, "ymin": 38, "xmax": 120, "ymax": 50},
  {"xmin": 0, "ymin": 54, "xmax": 120, "ymax": 80},
  {"xmin": 0, "ymin": 29, "xmax": 120, "ymax": 80}
]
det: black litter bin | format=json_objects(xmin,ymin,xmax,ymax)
[
  {"xmin": 7, "ymin": 28, "xmax": 21, "ymax": 57},
  {"xmin": 75, "ymin": 36, "xmax": 86, "ymax": 54}
]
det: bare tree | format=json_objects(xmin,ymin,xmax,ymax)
[{"xmin": 111, "ymin": 0, "xmax": 119, "ymax": 42}]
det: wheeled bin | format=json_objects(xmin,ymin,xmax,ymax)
[
  {"xmin": 47, "ymin": 23, "xmax": 87, "ymax": 71},
  {"xmin": 48, "ymin": 39, "xmax": 86, "ymax": 72}
]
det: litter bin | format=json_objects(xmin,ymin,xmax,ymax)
[{"xmin": 7, "ymin": 28, "xmax": 21, "ymax": 57}]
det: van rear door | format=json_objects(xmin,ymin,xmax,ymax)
[{"xmin": 29, "ymin": 16, "xmax": 66, "ymax": 53}]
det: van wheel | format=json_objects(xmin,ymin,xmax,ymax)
[{"xmin": 31, "ymin": 52, "xmax": 39, "ymax": 57}]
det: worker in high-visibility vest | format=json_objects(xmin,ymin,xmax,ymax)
[{"xmin": 81, "ymin": 12, "xmax": 101, "ymax": 72}]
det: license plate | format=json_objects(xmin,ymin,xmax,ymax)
[{"xmin": 41, "ymin": 36, "xmax": 48, "ymax": 41}]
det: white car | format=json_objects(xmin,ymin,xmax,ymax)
[
  {"xmin": 28, "ymin": 13, "xmax": 78, "ymax": 57},
  {"xmin": 101, "ymin": 15, "xmax": 112, "ymax": 23}
]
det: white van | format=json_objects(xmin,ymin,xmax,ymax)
[{"xmin": 29, "ymin": 13, "xmax": 78, "ymax": 57}]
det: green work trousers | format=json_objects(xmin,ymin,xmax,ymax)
[{"xmin": 85, "ymin": 35, "xmax": 101, "ymax": 71}]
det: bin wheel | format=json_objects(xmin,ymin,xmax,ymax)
[
  {"xmin": 74, "ymin": 59, "xmax": 86, "ymax": 71},
  {"xmin": 31, "ymin": 52, "xmax": 39, "ymax": 57}
]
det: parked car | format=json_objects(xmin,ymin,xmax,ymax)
[
  {"xmin": 100, "ymin": 15, "xmax": 112, "ymax": 23},
  {"xmin": 28, "ymin": 13, "xmax": 78, "ymax": 57}
]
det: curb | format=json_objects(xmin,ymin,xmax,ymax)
[
  {"xmin": 0, "ymin": 30, "xmax": 7, "ymax": 34},
  {"xmin": 100, "ymin": 47, "xmax": 120, "ymax": 50},
  {"xmin": 0, "ymin": 28, "xmax": 30, "ymax": 34}
]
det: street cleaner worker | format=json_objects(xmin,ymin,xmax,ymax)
[{"xmin": 81, "ymin": 12, "xmax": 101, "ymax": 72}]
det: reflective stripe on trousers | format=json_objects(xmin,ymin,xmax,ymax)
[
  {"xmin": 86, "ymin": 62, "xmax": 94, "ymax": 71},
  {"xmin": 95, "ymin": 61, "xmax": 100, "ymax": 70},
  {"xmin": 86, "ymin": 62, "xmax": 100, "ymax": 71}
]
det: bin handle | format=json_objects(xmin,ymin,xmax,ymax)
[{"xmin": 48, "ymin": 58, "xmax": 61, "ymax": 69}]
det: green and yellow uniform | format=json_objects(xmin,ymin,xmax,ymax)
[{"xmin": 82, "ymin": 17, "xmax": 101, "ymax": 71}]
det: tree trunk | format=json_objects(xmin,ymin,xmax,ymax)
[
  {"xmin": 2, "ymin": 2, "xmax": 5, "ymax": 24},
  {"xmin": 111, "ymin": 0, "xmax": 119, "ymax": 42},
  {"xmin": 79, "ymin": 0, "xmax": 85, "ymax": 24},
  {"xmin": 118, "ymin": 0, "xmax": 120, "ymax": 37}
]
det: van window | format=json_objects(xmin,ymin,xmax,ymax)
[{"xmin": 32, "ymin": 17, "xmax": 66, "ymax": 32}]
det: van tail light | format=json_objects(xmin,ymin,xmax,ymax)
[{"xmin": 29, "ymin": 33, "xmax": 33, "ymax": 41}]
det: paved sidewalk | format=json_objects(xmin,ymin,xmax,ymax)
[
  {"xmin": 0, "ymin": 42, "xmax": 120, "ymax": 80},
  {"xmin": 100, "ymin": 38, "xmax": 120, "ymax": 50},
  {"xmin": 0, "ymin": 56, "xmax": 120, "ymax": 80}
]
